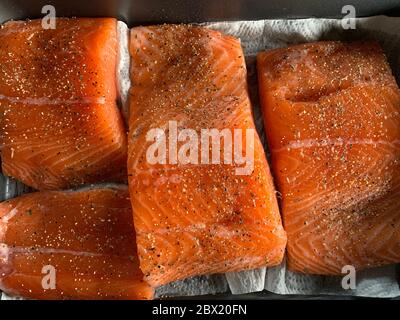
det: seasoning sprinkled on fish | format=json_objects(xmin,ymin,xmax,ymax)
[
  {"xmin": 0, "ymin": 18, "xmax": 127, "ymax": 190},
  {"xmin": 257, "ymin": 41, "xmax": 400, "ymax": 275},
  {"xmin": 0, "ymin": 185, "xmax": 153, "ymax": 300},
  {"xmin": 128, "ymin": 25, "xmax": 286, "ymax": 286}
]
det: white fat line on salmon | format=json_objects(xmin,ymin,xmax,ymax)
[
  {"xmin": 145, "ymin": 120, "xmax": 255, "ymax": 175},
  {"xmin": 0, "ymin": 94, "xmax": 106, "ymax": 106},
  {"xmin": 0, "ymin": 243, "xmax": 56, "ymax": 291},
  {"xmin": 0, "ymin": 243, "xmax": 105, "ymax": 258},
  {"xmin": 0, "ymin": 208, "xmax": 18, "ymax": 224},
  {"xmin": 0, "ymin": 208, "xmax": 18, "ymax": 240},
  {"xmin": 274, "ymin": 138, "xmax": 400, "ymax": 152},
  {"xmin": 138, "ymin": 221, "xmax": 279, "ymax": 237}
]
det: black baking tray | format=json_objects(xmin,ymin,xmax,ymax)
[
  {"xmin": 0, "ymin": 0, "xmax": 399, "ymax": 300},
  {"xmin": 1, "ymin": 0, "xmax": 400, "ymax": 24}
]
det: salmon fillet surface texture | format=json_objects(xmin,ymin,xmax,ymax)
[
  {"xmin": 0, "ymin": 18, "xmax": 127, "ymax": 190},
  {"xmin": 128, "ymin": 25, "xmax": 286, "ymax": 286},
  {"xmin": 257, "ymin": 41, "xmax": 400, "ymax": 275},
  {"xmin": 0, "ymin": 186, "xmax": 154, "ymax": 300}
]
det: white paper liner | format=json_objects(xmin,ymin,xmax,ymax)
[
  {"xmin": 117, "ymin": 21, "xmax": 131, "ymax": 123},
  {"xmin": 155, "ymin": 274, "xmax": 229, "ymax": 298}
]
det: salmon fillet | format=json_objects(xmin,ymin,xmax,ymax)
[
  {"xmin": 128, "ymin": 25, "xmax": 286, "ymax": 286},
  {"xmin": 257, "ymin": 41, "xmax": 400, "ymax": 275},
  {"xmin": 0, "ymin": 18, "xmax": 127, "ymax": 190},
  {"xmin": 0, "ymin": 185, "xmax": 153, "ymax": 300}
]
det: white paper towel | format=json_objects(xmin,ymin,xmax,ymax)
[
  {"xmin": 155, "ymin": 274, "xmax": 229, "ymax": 298},
  {"xmin": 117, "ymin": 21, "xmax": 131, "ymax": 124},
  {"xmin": 205, "ymin": 16, "xmax": 400, "ymax": 298}
]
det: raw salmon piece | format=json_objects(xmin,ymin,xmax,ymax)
[
  {"xmin": 0, "ymin": 185, "xmax": 154, "ymax": 300},
  {"xmin": 0, "ymin": 18, "xmax": 127, "ymax": 190},
  {"xmin": 1, "ymin": 101, "xmax": 127, "ymax": 190},
  {"xmin": 257, "ymin": 41, "xmax": 400, "ymax": 275},
  {"xmin": 0, "ymin": 18, "xmax": 117, "ymax": 101},
  {"xmin": 128, "ymin": 25, "xmax": 286, "ymax": 286}
]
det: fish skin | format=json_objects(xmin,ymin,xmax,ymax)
[
  {"xmin": 128, "ymin": 25, "xmax": 286, "ymax": 286},
  {"xmin": 0, "ymin": 185, "xmax": 154, "ymax": 300},
  {"xmin": 257, "ymin": 41, "xmax": 400, "ymax": 275},
  {"xmin": 0, "ymin": 18, "xmax": 127, "ymax": 190}
]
